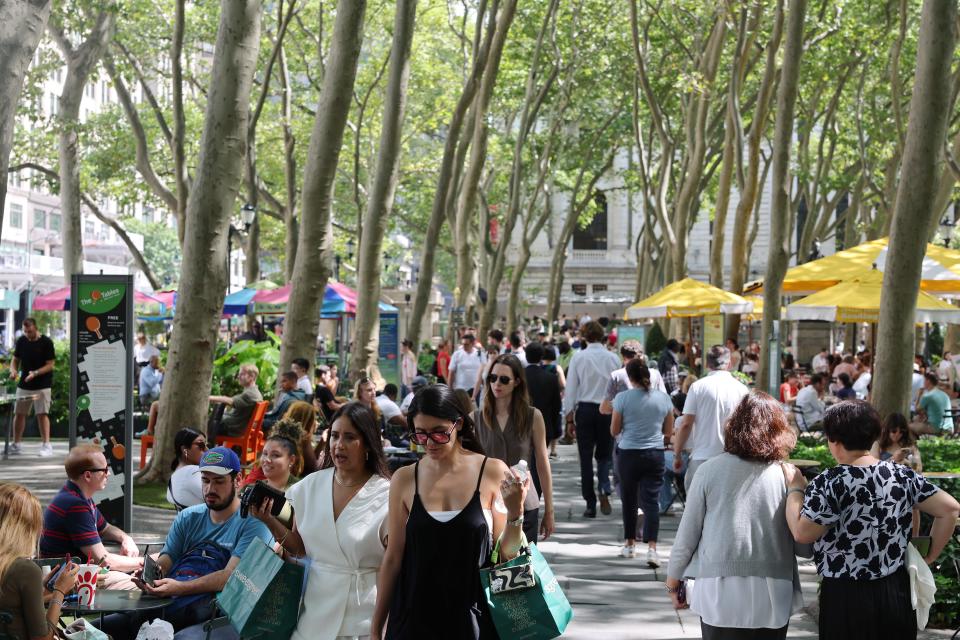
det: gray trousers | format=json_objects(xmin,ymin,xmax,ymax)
[{"xmin": 684, "ymin": 458, "xmax": 707, "ymax": 494}]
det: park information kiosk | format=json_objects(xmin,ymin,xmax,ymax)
[{"xmin": 69, "ymin": 274, "xmax": 134, "ymax": 531}]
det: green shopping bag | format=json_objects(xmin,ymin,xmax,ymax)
[
  {"xmin": 219, "ymin": 539, "xmax": 305, "ymax": 640},
  {"xmin": 481, "ymin": 542, "xmax": 574, "ymax": 640}
]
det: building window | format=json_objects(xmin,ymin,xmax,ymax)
[
  {"xmin": 49, "ymin": 212, "xmax": 61, "ymax": 232},
  {"xmin": 572, "ymin": 190, "xmax": 608, "ymax": 251},
  {"xmin": 8, "ymin": 170, "xmax": 20, "ymax": 188},
  {"xmin": 571, "ymin": 284, "xmax": 587, "ymax": 296},
  {"xmin": 49, "ymin": 93, "xmax": 58, "ymax": 117},
  {"xmin": 9, "ymin": 204, "xmax": 22, "ymax": 229},
  {"xmin": 33, "ymin": 209, "xmax": 46, "ymax": 229},
  {"xmin": 84, "ymin": 220, "xmax": 95, "ymax": 236},
  {"xmin": 592, "ymin": 284, "xmax": 608, "ymax": 293}
]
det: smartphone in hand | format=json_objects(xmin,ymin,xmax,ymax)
[{"xmin": 44, "ymin": 555, "xmax": 72, "ymax": 592}]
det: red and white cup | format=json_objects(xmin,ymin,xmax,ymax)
[{"xmin": 76, "ymin": 564, "xmax": 99, "ymax": 607}]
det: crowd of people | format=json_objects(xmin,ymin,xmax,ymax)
[{"xmin": 5, "ymin": 312, "xmax": 960, "ymax": 640}]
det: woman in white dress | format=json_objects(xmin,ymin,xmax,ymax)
[{"xmin": 250, "ymin": 401, "xmax": 391, "ymax": 640}]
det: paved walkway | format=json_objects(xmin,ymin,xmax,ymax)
[{"xmin": 2, "ymin": 438, "xmax": 955, "ymax": 638}]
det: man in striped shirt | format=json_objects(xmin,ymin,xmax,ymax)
[{"xmin": 40, "ymin": 444, "xmax": 143, "ymax": 580}]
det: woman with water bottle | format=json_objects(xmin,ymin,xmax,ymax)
[
  {"xmin": 372, "ymin": 384, "xmax": 528, "ymax": 639},
  {"xmin": 472, "ymin": 353, "xmax": 555, "ymax": 543}
]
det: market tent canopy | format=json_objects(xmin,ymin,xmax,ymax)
[
  {"xmin": 222, "ymin": 279, "xmax": 280, "ymax": 315},
  {"xmin": 785, "ymin": 270, "xmax": 960, "ymax": 324},
  {"xmin": 748, "ymin": 238, "xmax": 960, "ymax": 296},
  {"xmin": 250, "ymin": 281, "xmax": 399, "ymax": 316},
  {"xmin": 32, "ymin": 287, "xmax": 166, "ymax": 317},
  {"xmin": 624, "ymin": 278, "xmax": 753, "ymax": 319}
]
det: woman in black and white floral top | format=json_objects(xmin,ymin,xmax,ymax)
[{"xmin": 783, "ymin": 400, "xmax": 960, "ymax": 640}]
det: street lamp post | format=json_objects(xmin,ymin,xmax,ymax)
[
  {"xmin": 227, "ymin": 204, "xmax": 258, "ymax": 292},
  {"xmin": 940, "ymin": 216, "xmax": 956, "ymax": 248}
]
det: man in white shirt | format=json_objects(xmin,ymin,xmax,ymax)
[
  {"xmin": 133, "ymin": 333, "xmax": 160, "ymax": 367},
  {"xmin": 794, "ymin": 373, "xmax": 827, "ymax": 431},
  {"xmin": 911, "ymin": 362, "xmax": 925, "ymax": 412},
  {"xmin": 399, "ymin": 375, "xmax": 428, "ymax": 415},
  {"xmin": 810, "ymin": 347, "xmax": 829, "ymax": 374},
  {"xmin": 447, "ymin": 333, "xmax": 485, "ymax": 393},
  {"xmin": 505, "ymin": 332, "xmax": 527, "ymax": 367},
  {"xmin": 563, "ymin": 321, "xmax": 622, "ymax": 518},
  {"xmin": 376, "ymin": 384, "xmax": 406, "ymax": 428},
  {"xmin": 673, "ymin": 345, "xmax": 749, "ymax": 492},
  {"xmin": 291, "ymin": 358, "xmax": 313, "ymax": 398}
]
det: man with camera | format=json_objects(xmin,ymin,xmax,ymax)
[{"xmin": 99, "ymin": 447, "xmax": 272, "ymax": 640}]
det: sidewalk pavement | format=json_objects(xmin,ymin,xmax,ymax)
[{"xmin": 2, "ymin": 438, "xmax": 956, "ymax": 638}]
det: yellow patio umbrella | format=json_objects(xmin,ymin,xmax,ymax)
[
  {"xmin": 749, "ymin": 237, "xmax": 960, "ymax": 297},
  {"xmin": 784, "ymin": 270, "xmax": 960, "ymax": 324},
  {"xmin": 624, "ymin": 278, "xmax": 753, "ymax": 319}
]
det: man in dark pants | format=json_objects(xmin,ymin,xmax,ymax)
[
  {"xmin": 523, "ymin": 341, "xmax": 562, "ymax": 541},
  {"xmin": 562, "ymin": 321, "xmax": 622, "ymax": 518}
]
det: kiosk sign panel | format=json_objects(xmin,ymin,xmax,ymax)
[{"xmin": 70, "ymin": 275, "xmax": 133, "ymax": 530}]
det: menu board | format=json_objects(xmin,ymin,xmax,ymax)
[
  {"xmin": 379, "ymin": 312, "xmax": 400, "ymax": 388},
  {"xmin": 70, "ymin": 274, "xmax": 133, "ymax": 530}
]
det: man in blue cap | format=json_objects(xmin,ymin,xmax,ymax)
[{"xmin": 99, "ymin": 447, "xmax": 272, "ymax": 639}]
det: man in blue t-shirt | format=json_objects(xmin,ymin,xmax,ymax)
[{"xmin": 99, "ymin": 447, "xmax": 272, "ymax": 640}]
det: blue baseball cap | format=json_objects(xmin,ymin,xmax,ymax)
[{"xmin": 198, "ymin": 447, "xmax": 241, "ymax": 476}]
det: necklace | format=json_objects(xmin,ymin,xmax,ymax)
[{"xmin": 334, "ymin": 471, "xmax": 361, "ymax": 487}]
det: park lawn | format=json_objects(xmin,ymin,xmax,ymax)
[{"xmin": 133, "ymin": 482, "xmax": 176, "ymax": 511}]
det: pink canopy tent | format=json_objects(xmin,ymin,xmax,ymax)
[{"xmin": 32, "ymin": 286, "xmax": 166, "ymax": 315}]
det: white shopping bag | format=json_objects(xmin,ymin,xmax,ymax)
[{"xmin": 134, "ymin": 619, "xmax": 175, "ymax": 640}]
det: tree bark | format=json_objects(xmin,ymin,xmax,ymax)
[
  {"xmin": 407, "ymin": 1, "xmax": 497, "ymax": 352},
  {"xmin": 729, "ymin": 0, "xmax": 784, "ymax": 297},
  {"xmin": 873, "ymin": 0, "xmax": 957, "ymax": 419},
  {"xmin": 141, "ymin": 0, "xmax": 263, "ymax": 482},
  {"xmin": 0, "ymin": 0, "xmax": 52, "ymax": 244},
  {"xmin": 278, "ymin": 0, "xmax": 366, "ymax": 376},
  {"xmin": 453, "ymin": 0, "xmax": 518, "ymax": 311},
  {"xmin": 758, "ymin": 0, "xmax": 806, "ymax": 392},
  {"xmin": 50, "ymin": 7, "xmax": 117, "ymax": 285},
  {"xmin": 478, "ymin": 0, "xmax": 559, "ymax": 337},
  {"xmin": 350, "ymin": 0, "xmax": 418, "ymax": 381}
]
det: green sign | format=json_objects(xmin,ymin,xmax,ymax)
[{"xmin": 77, "ymin": 282, "xmax": 126, "ymax": 315}]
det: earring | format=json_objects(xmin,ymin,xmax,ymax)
[{"xmin": 365, "ymin": 451, "xmax": 369, "ymax": 461}]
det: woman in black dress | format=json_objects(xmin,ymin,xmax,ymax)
[{"xmin": 372, "ymin": 384, "xmax": 528, "ymax": 639}]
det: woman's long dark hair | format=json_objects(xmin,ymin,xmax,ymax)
[
  {"xmin": 482, "ymin": 354, "xmax": 532, "ymax": 439},
  {"xmin": 408, "ymin": 384, "xmax": 485, "ymax": 455},
  {"xmin": 320, "ymin": 401, "xmax": 391, "ymax": 478},
  {"xmin": 878, "ymin": 412, "xmax": 914, "ymax": 450},
  {"xmin": 171, "ymin": 428, "xmax": 202, "ymax": 472}
]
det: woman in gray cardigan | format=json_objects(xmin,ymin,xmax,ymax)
[{"xmin": 666, "ymin": 391, "xmax": 810, "ymax": 640}]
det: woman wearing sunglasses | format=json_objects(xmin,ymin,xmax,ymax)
[
  {"xmin": 372, "ymin": 384, "xmax": 528, "ymax": 639},
  {"xmin": 474, "ymin": 353, "xmax": 555, "ymax": 543},
  {"xmin": 166, "ymin": 428, "xmax": 206, "ymax": 511}
]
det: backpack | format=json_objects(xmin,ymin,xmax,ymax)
[{"xmin": 165, "ymin": 540, "xmax": 233, "ymax": 610}]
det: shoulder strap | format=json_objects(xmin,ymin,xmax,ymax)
[
  {"xmin": 476, "ymin": 456, "xmax": 488, "ymax": 493},
  {"xmin": 167, "ymin": 476, "xmax": 188, "ymax": 512},
  {"xmin": 414, "ymin": 461, "xmax": 420, "ymax": 495}
]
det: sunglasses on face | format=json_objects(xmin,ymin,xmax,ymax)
[
  {"xmin": 411, "ymin": 422, "xmax": 459, "ymax": 445},
  {"xmin": 488, "ymin": 374, "xmax": 513, "ymax": 385},
  {"xmin": 192, "ymin": 441, "xmax": 208, "ymax": 450},
  {"xmin": 84, "ymin": 467, "xmax": 109, "ymax": 475}
]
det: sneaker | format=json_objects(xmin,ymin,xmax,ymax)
[
  {"xmin": 9, "ymin": 442, "xmax": 21, "ymax": 455},
  {"xmin": 38, "ymin": 442, "xmax": 54, "ymax": 457},
  {"xmin": 646, "ymin": 548, "xmax": 662, "ymax": 568},
  {"xmin": 599, "ymin": 494, "xmax": 612, "ymax": 516},
  {"xmin": 620, "ymin": 545, "xmax": 636, "ymax": 559}
]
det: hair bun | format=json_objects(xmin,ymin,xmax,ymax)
[{"xmin": 272, "ymin": 418, "xmax": 304, "ymax": 444}]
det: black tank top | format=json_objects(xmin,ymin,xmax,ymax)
[{"xmin": 386, "ymin": 456, "xmax": 498, "ymax": 639}]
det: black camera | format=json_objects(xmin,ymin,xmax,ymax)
[{"xmin": 239, "ymin": 480, "xmax": 288, "ymax": 519}]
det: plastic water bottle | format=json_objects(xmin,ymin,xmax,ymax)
[{"xmin": 511, "ymin": 460, "xmax": 529, "ymax": 483}]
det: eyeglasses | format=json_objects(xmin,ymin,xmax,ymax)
[
  {"xmin": 487, "ymin": 374, "xmax": 513, "ymax": 385},
  {"xmin": 411, "ymin": 422, "xmax": 459, "ymax": 445},
  {"xmin": 84, "ymin": 467, "xmax": 109, "ymax": 475}
]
